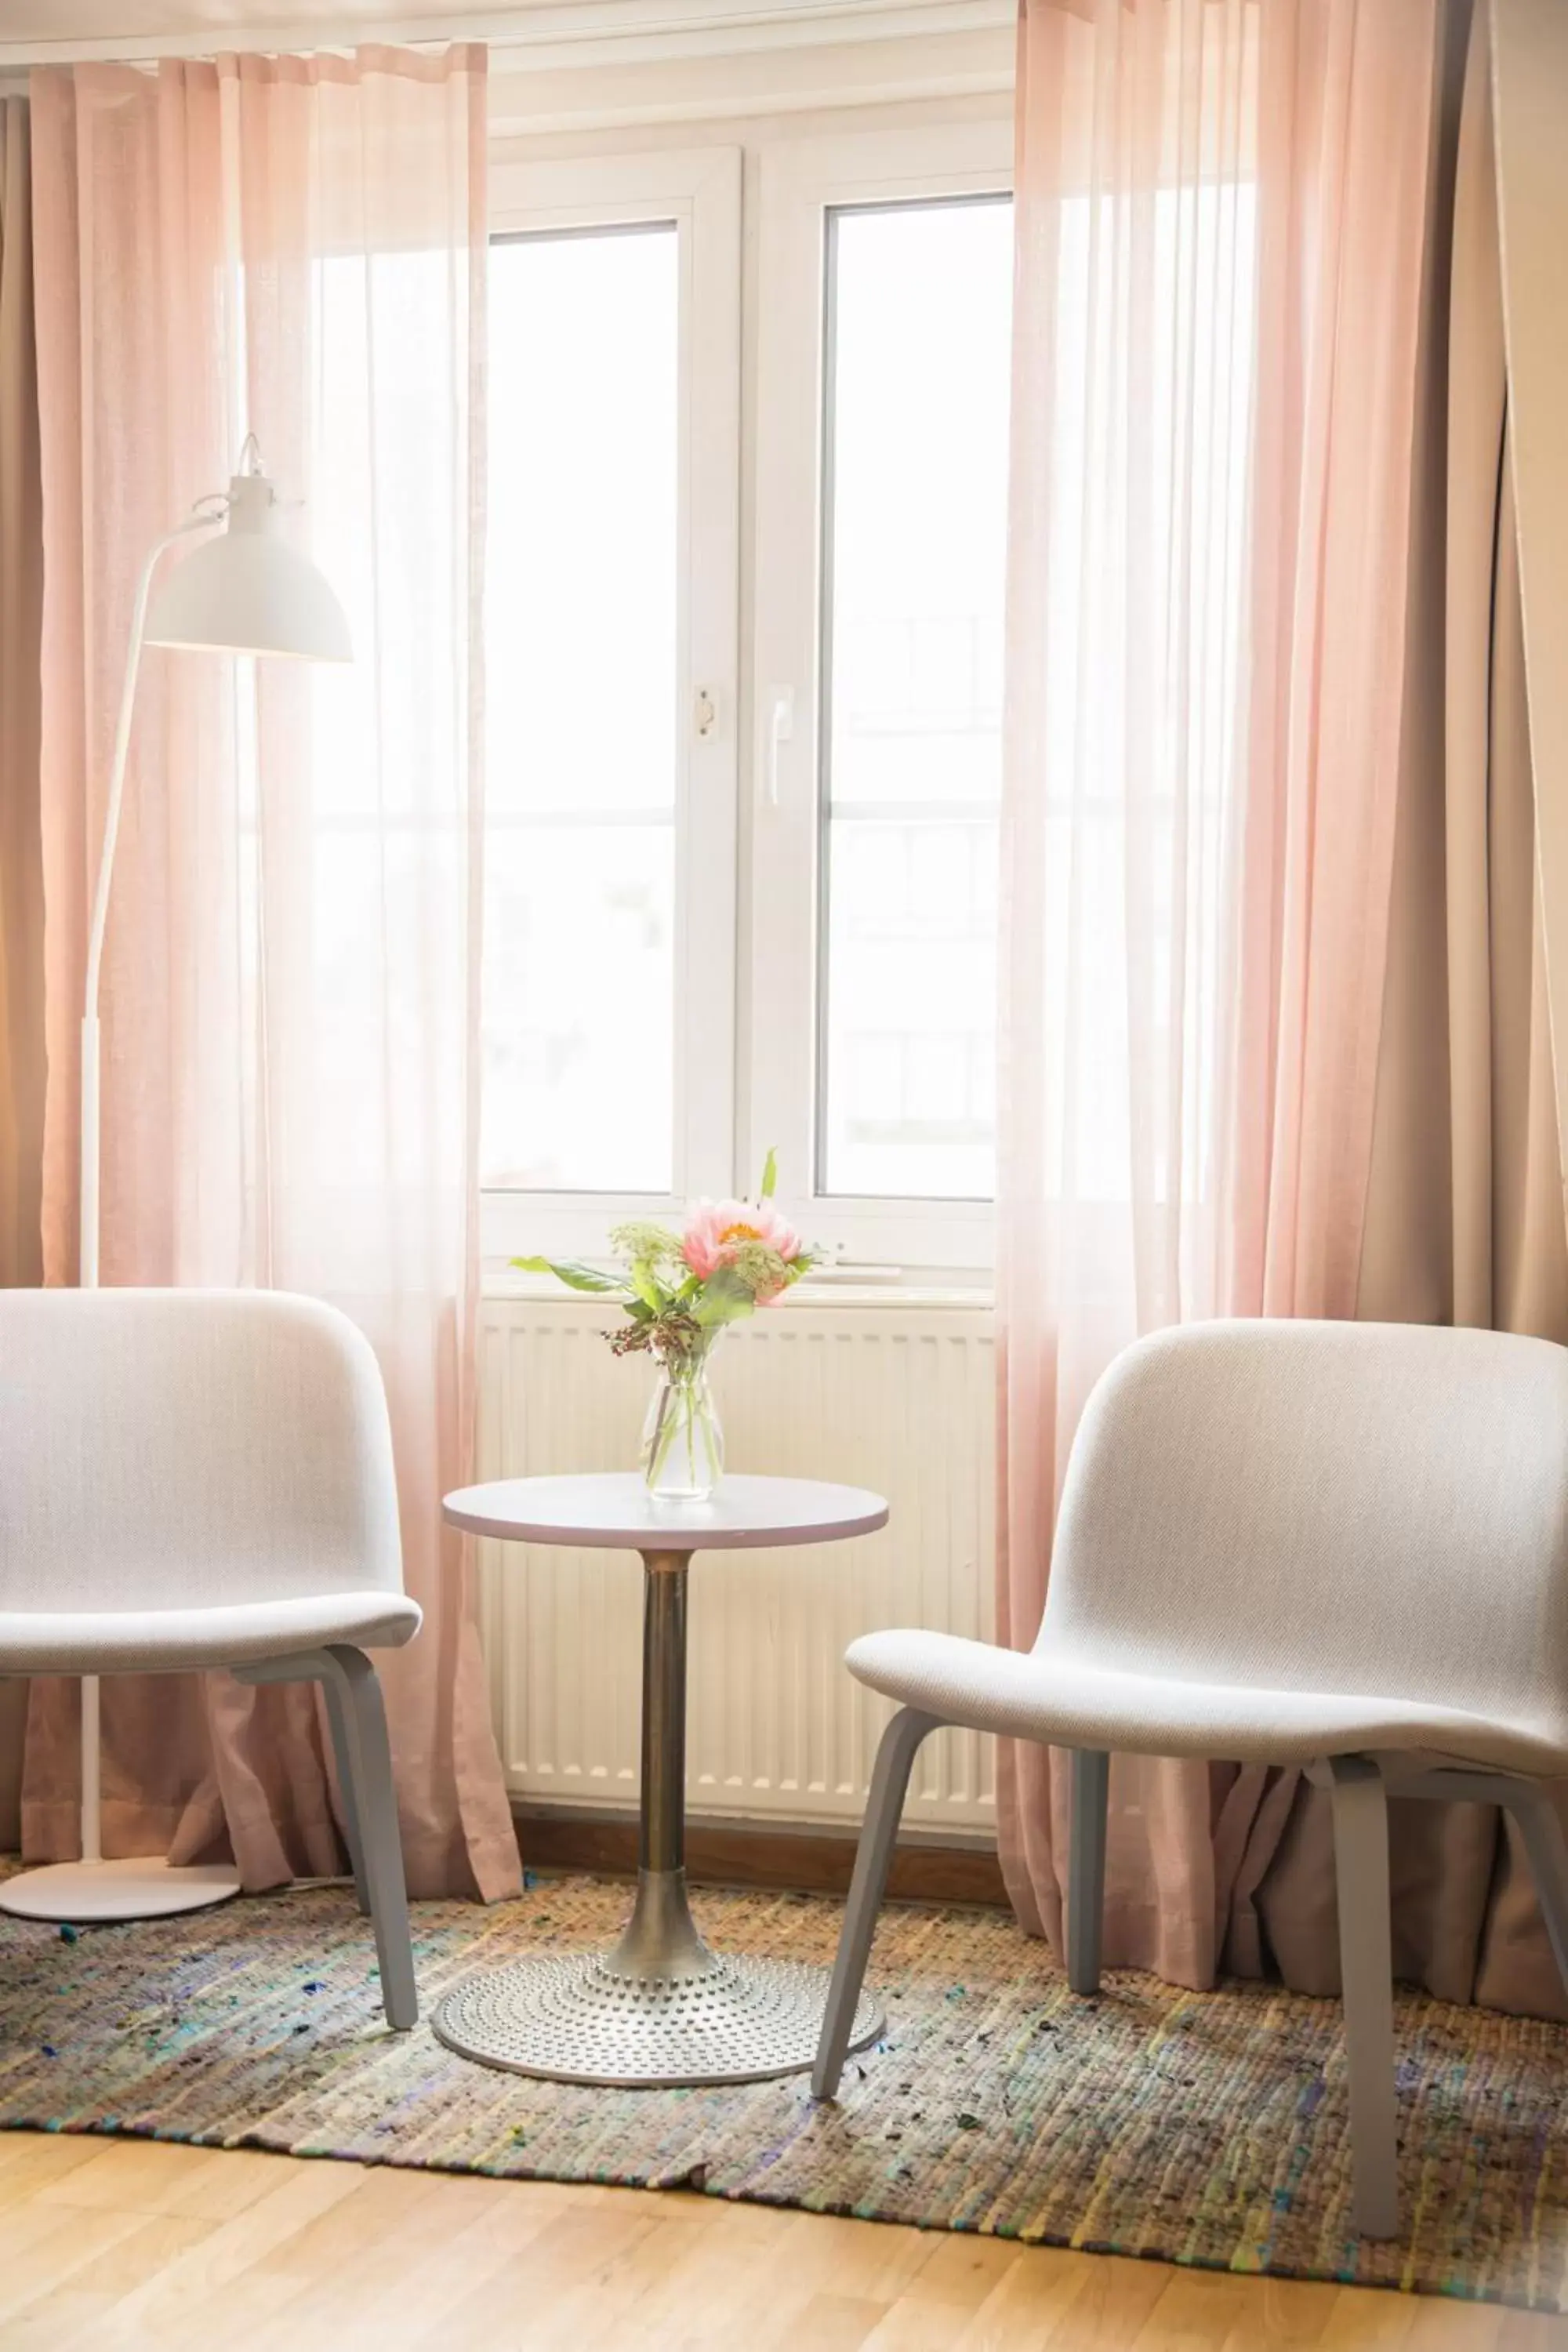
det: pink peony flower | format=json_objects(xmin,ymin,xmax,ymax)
[{"xmin": 682, "ymin": 1196, "xmax": 804, "ymax": 1284}]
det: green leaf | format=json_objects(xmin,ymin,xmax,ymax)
[
  {"xmin": 510, "ymin": 1254, "xmax": 622, "ymax": 1295},
  {"xmin": 691, "ymin": 1267, "xmax": 759, "ymax": 1328},
  {"xmin": 760, "ymin": 1146, "xmax": 779, "ymax": 1200},
  {"xmin": 629, "ymin": 1261, "xmax": 666, "ymax": 1313}
]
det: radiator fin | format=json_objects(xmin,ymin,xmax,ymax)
[{"xmin": 477, "ymin": 1297, "xmax": 997, "ymax": 1831}]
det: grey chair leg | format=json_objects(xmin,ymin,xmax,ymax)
[
  {"xmin": 320, "ymin": 1672, "xmax": 371, "ymax": 1915},
  {"xmin": 323, "ymin": 1646, "xmax": 418, "ymax": 2032},
  {"xmin": 1067, "ymin": 1748, "xmax": 1109, "ymax": 1995},
  {"xmin": 1329, "ymin": 1755, "xmax": 1399, "ymax": 2239},
  {"xmin": 812, "ymin": 1706, "xmax": 937, "ymax": 2100},
  {"xmin": 235, "ymin": 1642, "xmax": 417, "ymax": 2033}
]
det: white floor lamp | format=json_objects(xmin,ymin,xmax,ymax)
[{"xmin": 0, "ymin": 437, "xmax": 351, "ymax": 1926}]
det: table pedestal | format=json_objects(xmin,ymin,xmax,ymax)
[{"xmin": 433, "ymin": 1549, "xmax": 884, "ymax": 2087}]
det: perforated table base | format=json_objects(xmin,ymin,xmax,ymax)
[{"xmin": 432, "ymin": 1948, "xmax": 884, "ymax": 2089}]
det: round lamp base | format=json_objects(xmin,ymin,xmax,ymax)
[{"xmin": 0, "ymin": 1858, "xmax": 243, "ymax": 1924}]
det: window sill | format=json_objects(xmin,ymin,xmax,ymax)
[{"xmin": 481, "ymin": 1263, "xmax": 994, "ymax": 1313}]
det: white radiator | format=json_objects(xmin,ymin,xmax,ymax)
[{"xmin": 476, "ymin": 1288, "xmax": 997, "ymax": 1836}]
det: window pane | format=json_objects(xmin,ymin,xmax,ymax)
[
  {"xmin": 482, "ymin": 826, "xmax": 675, "ymax": 1192},
  {"xmin": 483, "ymin": 224, "xmax": 679, "ymax": 1191},
  {"xmin": 818, "ymin": 198, "xmax": 1012, "ymax": 1200}
]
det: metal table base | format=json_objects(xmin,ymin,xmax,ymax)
[{"xmin": 434, "ymin": 1549, "xmax": 884, "ymax": 2088}]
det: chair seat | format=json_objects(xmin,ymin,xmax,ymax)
[
  {"xmin": 0, "ymin": 1591, "xmax": 422, "ymax": 1675},
  {"xmin": 844, "ymin": 1628, "xmax": 1568, "ymax": 1778}
]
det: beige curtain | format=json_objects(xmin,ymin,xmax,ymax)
[
  {"xmin": 26, "ymin": 50, "xmax": 518, "ymax": 1900},
  {"xmin": 999, "ymin": 0, "xmax": 1443, "ymax": 1985},
  {"xmin": 0, "ymin": 98, "xmax": 43, "ymax": 1298},
  {"xmin": 1004, "ymin": 0, "xmax": 1568, "ymax": 2020},
  {"xmin": 1254, "ymin": 0, "xmax": 1568, "ymax": 2017},
  {"xmin": 1491, "ymin": 0, "xmax": 1568, "ymax": 1197},
  {"xmin": 0, "ymin": 94, "xmax": 43, "ymax": 1853}
]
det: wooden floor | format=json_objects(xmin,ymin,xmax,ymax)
[{"xmin": 0, "ymin": 2131, "xmax": 1564, "ymax": 2350}]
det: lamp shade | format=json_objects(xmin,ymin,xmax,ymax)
[{"xmin": 144, "ymin": 470, "xmax": 351, "ymax": 662}]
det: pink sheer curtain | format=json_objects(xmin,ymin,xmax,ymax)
[
  {"xmin": 27, "ymin": 49, "xmax": 519, "ymax": 1901},
  {"xmin": 999, "ymin": 0, "xmax": 1439, "ymax": 1983}
]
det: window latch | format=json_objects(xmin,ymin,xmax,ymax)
[{"xmin": 760, "ymin": 686, "xmax": 794, "ymax": 808}]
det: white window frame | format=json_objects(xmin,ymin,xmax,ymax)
[
  {"xmin": 746, "ymin": 121, "xmax": 1014, "ymax": 1275},
  {"xmin": 481, "ymin": 147, "xmax": 742, "ymax": 1265}
]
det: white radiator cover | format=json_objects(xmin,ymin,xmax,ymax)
[{"xmin": 477, "ymin": 1290, "xmax": 997, "ymax": 1835}]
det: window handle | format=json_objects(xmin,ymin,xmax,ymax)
[{"xmin": 760, "ymin": 685, "xmax": 794, "ymax": 808}]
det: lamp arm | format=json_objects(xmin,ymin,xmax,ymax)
[
  {"xmin": 82, "ymin": 513, "xmax": 217, "ymax": 1018},
  {"xmin": 79, "ymin": 508, "xmax": 220, "ymax": 1287}
]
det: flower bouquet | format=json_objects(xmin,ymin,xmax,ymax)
[{"xmin": 513, "ymin": 1153, "xmax": 816, "ymax": 1501}]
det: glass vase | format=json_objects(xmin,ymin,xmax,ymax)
[{"xmin": 641, "ymin": 1338, "xmax": 724, "ymax": 1501}]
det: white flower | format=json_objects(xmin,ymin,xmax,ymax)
[{"xmin": 609, "ymin": 1220, "xmax": 684, "ymax": 1265}]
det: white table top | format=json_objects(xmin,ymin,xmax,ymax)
[{"xmin": 442, "ymin": 1472, "xmax": 888, "ymax": 1553}]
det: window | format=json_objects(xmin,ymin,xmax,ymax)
[
  {"xmin": 818, "ymin": 197, "xmax": 1012, "ymax": 1204},
  {"xmin": 484, "ymin": 225, "xmax": 681, "ymax": 1194},
  {"xmin": 481, "ymin": 128, "xmax": 1011, "ymax": 1272},
  {"xmin": 748, "ymin": 124, "xmax": 1013, "ymax": 1270},
  {"xmin": 483, "ymin": 149, "xmax": 741, "ymax": 1255}
]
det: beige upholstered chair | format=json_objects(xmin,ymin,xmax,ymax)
[
  {"xmin": 814, "ymin": 1319, "xmax": 1568, "ymax": 2238},
  {"xmin": 0, "ymin": 1288, "xmax": 421, "ymax": 2028}
]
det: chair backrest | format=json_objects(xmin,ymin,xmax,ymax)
[
  {"xmin": 0, "ymin": 1289, "xmax": 402, "ymax": 1613},
  {"xmin": 1042, "ymin": 1319, "xmax": 1568, "ymax": 1732}
]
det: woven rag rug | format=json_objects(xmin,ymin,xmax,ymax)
[{"xmin": 2, "ymin": 1871, "xmax": 1567, "ymax": 2312}]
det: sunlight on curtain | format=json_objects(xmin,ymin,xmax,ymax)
[
  {"xmin": 1002, "ymin": 0, "xmax": 1260, "ymax": 1458},
  {"xmin": 29, "ymin": 50, "xmax": 517, "ymax": 1896},
  {"xmin": 1034, "ymin": 183, "xmax": 1256, "ymax": 1221},
  {"xmin": 998, "ymin": 0, "xmax": 1440, "ymax": 1984}
]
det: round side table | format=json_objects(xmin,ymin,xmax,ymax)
[{"xmin": 437, "ymin": 1472, "xmax": 889, "ymax": 2089}]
